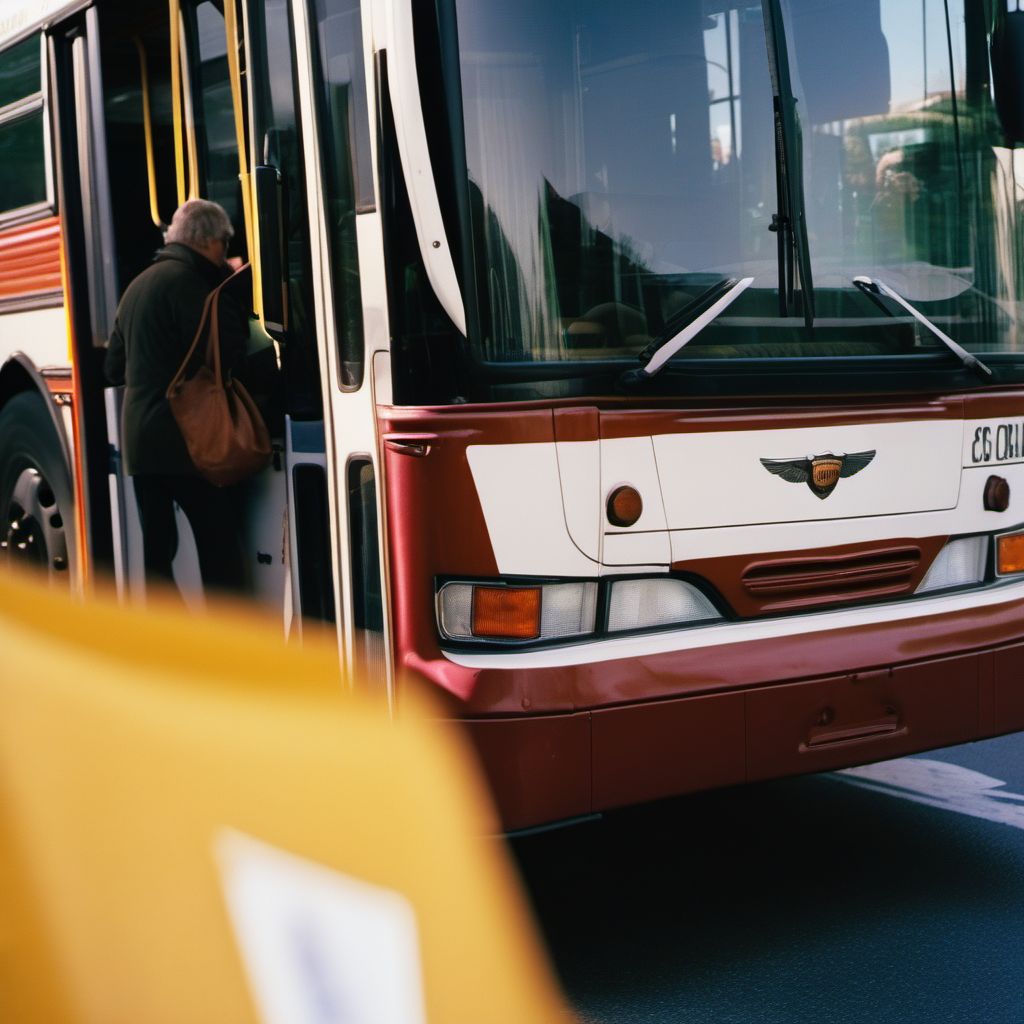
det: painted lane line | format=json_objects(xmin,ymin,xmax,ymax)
[{"xmin": 835, "ymin": 758, "xmax": 1024, "ymax": 831}]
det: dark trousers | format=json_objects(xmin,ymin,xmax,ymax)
[{"xmin": 133, "ymin": 473, "xmax": 248, "ymax": 595}]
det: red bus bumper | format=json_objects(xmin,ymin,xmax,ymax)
[{"xmin": 435, "ymin": 594, "xmax": 1024, "ymax": 830}]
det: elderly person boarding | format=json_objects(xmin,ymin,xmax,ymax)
[{"xmin": 105, "ymin": 199, "xmax": 250, "ymax": 595}]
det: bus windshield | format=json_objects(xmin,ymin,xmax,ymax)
[{"xmin": 449, "ymin": 0, "xmax": 1022, "ymax": 372}]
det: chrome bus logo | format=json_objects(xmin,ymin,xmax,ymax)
[{"xmin": 760, "ymin": 451, "xmax": 876, "ymax": 500}]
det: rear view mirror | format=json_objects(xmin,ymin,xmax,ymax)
[
  {"xmin": 254, "ymin": 164, "xmax": 287, "ymax": 338},
  {"xmin": 992, "ymin": 9, "xmax": 1024, "ymax": 144}
]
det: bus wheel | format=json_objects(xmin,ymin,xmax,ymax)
[{"xmin": 0, "ymin": 392, "xmax": 73, "ymax": 579}]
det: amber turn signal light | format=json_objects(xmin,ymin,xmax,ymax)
[
  {"xmin": 607, "ymin": 486, "xmax": 643, "ymax": 527},
  {"xmin": 998, "ymin": 533, "xmax": 1024, "ymax": 576},
  {"xmin": 472, "ymin": 586, "xmax": 542, "ymax": 639}
]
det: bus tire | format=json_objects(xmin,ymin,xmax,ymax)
[{"xmin": 0, "ymin": 391, "xmax": 73, "ymax": 580}]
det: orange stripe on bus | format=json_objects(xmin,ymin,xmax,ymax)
[
  {"xmin": 0, "ymin": 255, "xmax": 63, "ymax": 274},
  {"xmin": 0, "ymin": 267, "xmax": 62, "ymax": 283},
  {"xmin": 0, "ymin": 271, "xmax": 62, "ymax": 287},
  {"xmin": 0, "ymin": 215, "xmax": 63, "ymax": 301},
  {"xmin": 0, "ymin": 240, "xmax": 62, "ymax": 260}
]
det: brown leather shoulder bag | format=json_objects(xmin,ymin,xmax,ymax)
[{"xmin": 166, "ymin": 269, "xmax": 271, "ymax": 487}]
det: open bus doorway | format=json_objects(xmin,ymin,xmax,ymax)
[{"xmin": 90, "ymin": 0, "xmax": 290, "ymax": 614}]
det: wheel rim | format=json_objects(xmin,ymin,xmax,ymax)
[{"xmin": 1, "ymin": 466, "xmax": 68, "ymax": 574}]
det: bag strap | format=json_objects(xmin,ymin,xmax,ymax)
[
  {"xmin": 166, "ymin": 284, "xmax": 221, "ymax": 397},
  {"xmin": 165, "ymin": 264, "xmax": 250, "ymax": 397},
  {"xmin": 206, "ymin": 285, "xmax": 224, "ymax": 386}
]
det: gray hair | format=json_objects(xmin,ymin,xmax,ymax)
[{"xmin": 165, "ymin": 199, "xmax": 234, "ymax": 249}]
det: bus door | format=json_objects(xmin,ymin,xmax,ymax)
[
  {"xmin": 256, "ymin": 0, "xmax": 391, "ymax": 690},
  {"xmin": 47, "ymin": 8, "xmax": 119, "ymax": 585},
  {"xmin": 240, "ymin": 0, "xmax": 340, "ymax": 643},
  {"xmin": 84, "ymin": 0, "xmax": 194, "ymax": 601},
  {"xmin": 94, "ymin": 0, "xmax": 293, "ymax": 613}
]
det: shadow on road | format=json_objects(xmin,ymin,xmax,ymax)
[{"xmin": 511, "ymin": 767, "xmax": 1024, "ymax": 1023}]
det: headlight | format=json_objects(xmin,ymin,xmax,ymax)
[
  {"xmin": 437, "ymin": 581, "xmax": 598, "ymax": 642},
  {"xmin": 916, "ymin": 536, "xmax": 988, "ymax": 593},
  {"xmin": 607, "ymin": 578, "xmax": 721, "ymax": 632}
]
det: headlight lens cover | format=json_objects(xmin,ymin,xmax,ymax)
[
  {"xmin": 438, "ymin": 581, "xmax": 598, "ymax": 642},
  {"xmin": 916, "ymin": 536, "xmax": 988, "ymax": 593},
  {"xmin": 607, "ymin": 578, "xmax": 721, "ymax": 633},
  {"xmin": 440, "ymin": 532, "xmax": 1009, "ymax": 650}
]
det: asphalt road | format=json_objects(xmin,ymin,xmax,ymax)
[{"xmin": 510, "ymin": 733, "xmax": 1024, "ymax": 1023}]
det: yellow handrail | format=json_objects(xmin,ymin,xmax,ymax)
[
  {"xmin": 223, "ymin": 0, "xmax": 253, "ymax": 257},
  {"xmin": 179, "ymin": 19, "xmax": 200, "ymax": 200},
  {"xmin": 168, "ymin": 0, "xmax": 186, "ymax": 206},
  {"xmin": 132, "ymin": 36, "xmax": 165, "ymax": 230}
]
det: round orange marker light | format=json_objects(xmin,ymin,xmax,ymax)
[{"xmin": 607, "ymin": 486, "xmax": 643, "ymax": 527}]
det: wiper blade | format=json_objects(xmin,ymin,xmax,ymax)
[
  {"xmin": 853, "ymin": 276, "xmax": 993, "ymax": 380},
  {"xmin": 618, "ymin": 277, "xmax": 754, "ymax": 387},
  {"xmin": 762, "ymin": 0, "xmax": 815, "ymax": 328}
]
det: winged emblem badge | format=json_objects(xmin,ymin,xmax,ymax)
[{"xmin": 760, "ymin": 450, "xmax": 876, "ymax": 500}]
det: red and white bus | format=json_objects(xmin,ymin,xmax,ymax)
[{"xmin": 4, "ymin": 0, "xmax": 1024, "ymax": 830}]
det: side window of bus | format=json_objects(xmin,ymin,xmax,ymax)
[
  {"xmin": 191, "ymin": 0, "xmax": 247, "ymax": 258},
  {"xmin": 101, "ymin": 0, "xmax": 248, "ymax": 282},
  {"xmin": 100, "ymin": 18, "xmax": 176, "ymax": 291},
  {"xmin": 310, "ymin": 0, "xmax": 374, "ymax": 391},
  {"xmin": 0, "ymin": 34, "xmax": 48, "ymax": 219},
  {"xmin": 246, "ymin": 0, "xmax": 323, "ymax": 420}
]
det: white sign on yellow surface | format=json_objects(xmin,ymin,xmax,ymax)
[{"xmin": 218, "ymin": 830, "xmax": 426, "ymax": 1024}]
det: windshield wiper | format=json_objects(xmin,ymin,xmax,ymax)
[
  {"xmin": 618, "ymin": 277, "xmax": 754, "ymax": 387},
  {"xmin": 761, "ymin": 0, "xmax": 814, "ymax": 328},
  {"xmin": 853, "ymin": 276, "xmax": 993, "ymax": 380}
]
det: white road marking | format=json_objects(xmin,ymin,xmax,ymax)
[{"xmin": 835, "ymin": 758, "xmax": 1024, "ymax": 830}]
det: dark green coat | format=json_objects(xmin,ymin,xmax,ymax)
[{"xmin": 104, "ymin": 244, "xmax": 247, "ymax": 476}]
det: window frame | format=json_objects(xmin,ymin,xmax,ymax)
[
  {"xmin": 242, "ymin": 0, "xmax": 325, "ymax": 419},
  {"xmin": 0, "ymin": 32, "xmax": 55, "ymax": 228},
  {"xmin": 180, "ymin": 0, "xmax": 251, "ymax": 256},
  {"xmin": 306, "ymin": 0, "xmax": 374, "ymax": 394}
]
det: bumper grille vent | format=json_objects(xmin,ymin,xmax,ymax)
[{"xmin": 741, "ymin": 546, "xmax": 922, "ymax": 613}]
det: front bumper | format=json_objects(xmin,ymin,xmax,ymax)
[{"xmin": 443, "ymin": 587, "xmax": 1024, "ymax": 830}]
